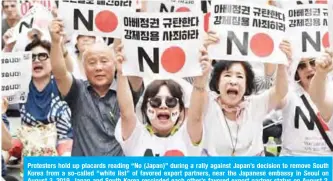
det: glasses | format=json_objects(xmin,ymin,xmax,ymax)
[
  {"xmin": 32, "ymin": 53, "xmax": 49, "ymax": 62},
  {"xmin": 297, "ymin": 59, "xmax": 316, "ymax": 70},
  {"xmin": 148, "ymin": 96, "xmax": 179, "ymax": 108}
]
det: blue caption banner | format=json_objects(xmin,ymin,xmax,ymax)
[{"xmin": 25, "ymin": 157, "xmax": 332, "ymax": 181}]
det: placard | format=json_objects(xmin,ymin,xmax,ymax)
[
  {"xmin": 1, "ymin": 52, "xmax": 32, "ymax": 103},
  {"xmin": 122, "ymin": 12, "xmax": 204, "ymax": 78},
  {"xmin": 286, "ymin": 4, "xmax": 329, "ymax": 58},
  {"xmin": 59, "ymin": 0, "xmax": 137, "ymax": 38},
  {"xmin": 208, "ymin": 1, "xmax": 288, "ymax": 64}
]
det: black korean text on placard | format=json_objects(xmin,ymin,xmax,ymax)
[
  {"xmin": 1, "ymin": 57, "xmax": 21, "ymax": 64},
  {"xmin": 2, "ymin": 85, "xmax": 21, "ymax": 92},
  {"xmin": 2, "ymin": 72, "xmax": 21, "ymax": 78}
]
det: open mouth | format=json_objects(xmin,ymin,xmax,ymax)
[
  {"xmin": 33, "ymin": 65, "xmax": 43, "ymax": 72},
  {"xmin": 227, "ymin": 89, "xmax": 239, "ymax": 97},
  {"xmin": 307, "ymin": 74, "xmax": 314, "ymax": 80},
  {"xmin": 157, "ymin": 113, "xmax": 170, "ymax": 120}
]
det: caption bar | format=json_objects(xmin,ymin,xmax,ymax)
[{"xmin": 25, "ymin": 157, "xmax": 332, "ymax": 181}]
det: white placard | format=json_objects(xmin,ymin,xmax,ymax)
[
  {"xmin": 286, "ymin": 4, "xmax": 329, "ymax": 58},
  {"xmin": 7, "ymin": 4, "xmax": 53, "ymax": 44},
  {"xmin": 122, "ymin": 12, "xmax": 204, "ymax": 78},
  {"xmin": 6, "ymin": 91, "xmax": 29, "ymax": 104},
  {"xmin": 59, "ymin": 0, "xmax": 136, "ymax": 38},
  {"xmin": 208, "ymin": 1, "xmax": 288, "ymax": 64},
  {"xmin": 1, "ymin": 52, "xmax": 32, "ymax": 103}
]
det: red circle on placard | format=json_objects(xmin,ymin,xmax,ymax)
[
  {"xmin": 204, "ymin": 12, "xmax": 211, "ymax": 32},
  {"xmin": 95, "ymin": 10, "xmax": 118, "ymax": 33},
  {"xmin": 176, "ymin": 7, "xmax": 190, "ymax": 12},
  {"xmin": 164, "ymin": 150, "xmax": 185, "ymax": 156},
  {"xmin": 322, "ymin": 32, "xmax": 330, "ymax": 48},
  {"xmin": 250, "ymin": 33, "xmax": 274, "ymax": 57},
  {"xmin": 161, "ymin": 46, "xmax": 186, "ymax": 73}
]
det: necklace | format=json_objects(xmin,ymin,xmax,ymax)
[{"xmin": 223, "ymin": 113, "xmax": 239, "ymax": 156}]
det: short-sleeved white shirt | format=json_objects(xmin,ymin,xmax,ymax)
[
  {"xmin": 202, "ymin": 91, "xmax": 270, "ymax": 156},
  {"xmin": 115, "ymin": 118, "xmax": 203, "ymax": 156},
  {"xmin": 280, "ymin": 86, "xmax": 333, "ymax": 156}
]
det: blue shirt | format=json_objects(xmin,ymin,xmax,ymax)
[{"xmin": 20, "ymin": 77, "xmax": 72, "ymax": 140}]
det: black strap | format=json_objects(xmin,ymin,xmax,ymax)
[{"xmin": 300, "ymin": 95, "xmax": 333, "ymax": 151}]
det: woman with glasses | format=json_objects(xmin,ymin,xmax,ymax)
[
  {"xmin": 277, "ymin": 50, "xmax": 333, "ymax": 156},
  {"xmin": 18, "ymin": 37, "xmax": 73, "ymax": 155},
  {"xmin": 114, "ymin": 46, "xmax": 210, "ymax": 156}
]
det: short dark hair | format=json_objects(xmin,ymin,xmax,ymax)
[
  {"xmin": 209, "ymin": 60, "xmax": 255, "ymax": 96},
  {"xmin": 2, "ymin": 0, "xmax": 16, "ymax": 7},
  {"xmin": 25, "ymin": 37, "xmax": 51, "ymax": 53},
  {"xmin": 141, "ymin": 80, "xmax": 185, "ymax": 124}
]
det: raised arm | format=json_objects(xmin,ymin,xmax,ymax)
[
  {"xmin": 308, "ymin": 49, "xmax": 333, "ymax": 122},
  {"xmin": 49, "ymin": 18, "xmax": 73, "ymax": 97},
  {"xmin": 268, "ymin": 63, "xmax": 288, "ymax": 110},
  {"xmin": 62, "ymin": 43, "xmax": 74, "ymax": 73},
  {"xmin": 187, "ymin": 47, "xmax": 211, "ymax": 144},
  {"xmin": 115, "ymin": 45, "xmax": 137, "ymax": 140},
  {"xmin": 267, "ymin": 40, "xmax": 291, "ymax": 110},
  {"xmin": 275, "ymin": 40, "xmax": 293, "ymax": 109}
]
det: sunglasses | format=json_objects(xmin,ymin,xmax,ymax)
[
  {"xmin": 32, "ymin": 53, "xmax": 49, "ymax": 62},
  {"xmin": 148, "ymin": 96, "xmax": 179, "ymax": 108},
  {"xmin": 297, "ymin": 59, "xmax": 316, "ymax": 70}
]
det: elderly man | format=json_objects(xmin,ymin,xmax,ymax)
[{"xmin": 49, "ymin": 18, "xmax": 143, "ymax": 156}]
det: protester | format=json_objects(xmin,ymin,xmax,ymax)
[
  {"xmin": 49, "ymin": 17, "xmax": 144, "ymax": 156},
  {"xmin": 4, "ymin": 37, "xmax": 73, "ymax": 163},
  {"xmin": 114, "ymin": 45, "xmax": 209, "ymax": 156},
  {"xmin": 204, "ymin": 31, "xmax": 276, "ymax": 94},
  {"xmin": 68, "ymin": 34, "xmax": 102, "ymax": 80},
  {"xmin": 302, "ymin": 49, "xmax": 333, "ymax": 154},
  {"xmin": 2, "ymin": 98, "xmax": 19, "ymax": 181},
  {"xmin": 270, "ymin": 47, "xmax": 333, "ymax": 156},
  {"xmin": 2, "ymin": 0, "xmax": 20, "ymax": 49},
  {"xmin": 186, "ymin": 40, "xmax": 290, "ymax": 156}
]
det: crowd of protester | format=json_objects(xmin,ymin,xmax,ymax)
[{"xmin": 1, "ymin": 0, "xmax": 333, "ymax": 180}]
